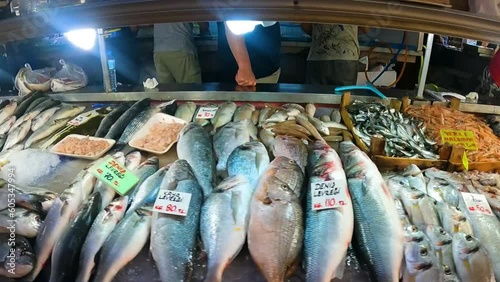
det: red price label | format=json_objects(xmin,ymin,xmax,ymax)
[
  {"xmin": 311, "ymin": 180, "xmax": 350, "ymax": 211},
  {"xmin": 462, "ymin": 192, "xmax": 494, "ymax": 216},
  {"xmin": 153, "ymin": 189, "xmax": 192, "ymax": 217}
]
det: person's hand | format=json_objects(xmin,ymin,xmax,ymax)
[
  {"xmin": 235, "ymin": 67, "xmax": 257, "ymax": 86},
  {"xmin": 235, "ymin": 85, "xmax": 257, "ymax": 92}
]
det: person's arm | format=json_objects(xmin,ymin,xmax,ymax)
[
  {"xmin": 301, "ymin": 23, "xmax": 313, "ymax": 36},
  {"xmin": 224, "ymin": 22, "xmax": 256, "ymax": 86}
]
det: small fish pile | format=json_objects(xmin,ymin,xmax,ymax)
[
  {"xmin": 407, "ymin": 105, "xmax": 500, "ymax": 162},
  {"xmin": 347, "ymin": 101, "xmax": 439, "ymax": 159}
]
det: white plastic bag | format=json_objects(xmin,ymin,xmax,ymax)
[
  {"xmin": 50, "ymin": 59, "xmax": 88, "ymax": 92},
  {"xmin": 15, "ymin": 64, "xmax": 53, "ymax": 96}
]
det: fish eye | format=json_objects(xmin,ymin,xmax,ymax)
[
  {"xmin": 443, "ymin": 265, "xmax": 451, "ymax": 275},
  {"xmin": 411, "ymin": 226, "xmax": 418, "ymax": 232},
  {"xmin": 439, "ymin": 228, "xmax": 446, "ymax": 235},
  {"xmin": 420, "ymin": 247, "xmax": 428, "ymax": 256},
  {"xmin": 465, "ymin": 235, "xmax": 473, "ymax": 241},
  {"xmin": 281, "ymin": 184, "xmax": 287, "ymax": 189}
]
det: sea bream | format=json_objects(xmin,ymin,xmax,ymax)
[
  {"xmin": 304, "ymin": 141, "xmax": 354, "ymax": 282},
  {"xmin": 403, "ymin": 241, "xmax": 440, "ymax": 282},
  {"xmin": 338, "ymin": 141, "xmax": 403, "ymax": 282},
  {"xmin": 227, "ymin": 141, "xmax": 270, "ymax": 189},
  {"xmin": 268, "ymin": 156, "xmax": 304, "ymax": 199},
  {"xmin": 174, "ymin": 101, "xmax": 197, "ymax": 123},
  {"xmin": 271, "ymin": 135, "xmax": 308, "ymax": 173}
]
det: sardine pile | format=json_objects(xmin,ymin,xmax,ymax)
[{"xmin": 347, "ymin": 100, "xmax": 439, "ymax": 159}]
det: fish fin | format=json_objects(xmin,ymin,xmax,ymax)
[
  {"xmin": 285, "ymin": 257, "xmax": 300, "ymax": 278},
  {"xmin": 333, "ymin": 252, "xmax": 348, "ymax": 280},
  {"xmin": 230, "ymin": 190, "xmax": 243, "ymax": 226}
]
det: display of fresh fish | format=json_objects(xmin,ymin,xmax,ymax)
[
  {"xmin": 251, "ymin": 109, "xmax": 260, "ymax": 125},
  {"xmin": 94, "ymin": 102, "xmax": 133, "ymax": 137},
  {"xmin": 91, "ymin": 206, "xmax": 153, "ymax": 282},
  {"xmin": 282, "ymin": 103, "xmax": 305, "ymax": 113},
  {"xmin": 271, "ymin": 135, "xmax": 308, "ymax": 173},
  {"xmin": 0, "ymin": 233, "xmax": 34, "ymax": 278},
  {"xmin": 151, "ymin": 160, "xmax": 203, "ymax": 282},
  {"xmin": 403, "ymin": 241, "xmax": 439, "ymax": 282},
  {"xmin": 24, "ymin": 118, "xmax": 69, "ymax": 148},
  {"xmin": 194, "ymin": 103, "xmax": 217, "ymax": 127},
  {"xmin": 49, "ymin": 104, "xmax": 86, "ymax": 122},
  {"xmin": 247, "ymin": 171, "xmax": 303, "ymax": 282},
  {"xmin": 436, "ymin": 203, "xmax": 474, "ymax": 236},
  {"xmin": 305, "ymin": 103, "xmax": 316, "ymax": 117},
  {"xmin": 323, "ymin": 121, "xmax": 347, "ymax": 130},
  {"xmin": 399, "ymin": 186, "xmax": 440, "ymax": 230},
  {"xmin": 427, "ymin": 177, "xmax": 460, "ymax": 207},
  {"xmin": 201, "ymin": 175, "xmax": 253, "ymax": 282},
  {"xmin": 268, "ymin": 156, "xmax": 304, "ymax": 199},
  {"xmin": 452, "ymin": 232, "xmax": 493, "ymax": 282},
  {"xmin": 12, "ymin": 99, "xmax": 62, "ymax": 131},
  {"xmin": 403, "ymin": 224, "xmax": 429, "ymax": 247},
  {"xmin": 425, "ymin": 225, "xmax": 455, "ymax": 274},
  {"xmin": 233, "ymin": 103, "xmax": 255, "ymax": 122},
  {"xmin": 258, "ymin": 107, "xmax": 275, "ymax": 127},
  {"xmin": 211, "ymin": 101, "xmax": 237, "ymax": 134},
  {"xmin": 125, "ymin": 151, "xmax": 141, "ymax": 171},
  {"xmin": 0, "ymin": 116, "xmax": 15, "ymax": 135},
  {"xmin": 402, "ymin": 164, "xmax": 427, "ymax": 194},
  {"xmin": 304, "ymin": 140, "xmax": 353, "ymax": 282},
  {"xmin": 227, "ymin": 141, "xmax": 270, "ymax": 188},
  {"xmin": 3, "ymin": 119, "xmax": 31, "ymax": 151},
  {"xmin": 308, "ymin": 115, "xmax": 329, "ymax": 135},
  {"xmin": 92, "ymin": 152, "xmax": 125, "ymax": 209},
  {"xmin": 0, "ymin": 100, "xmax": 10, "ymax": 112},
  {"xmin": 0, "ymin": 101, "xmax": 17, "ymax": 127},
  {"xmin": 50, "ymin": 192, "xmax": 101, "ymax": 282},
  {"xmin": 27, "ymin": 167, "xmax": 96, "ymax": 281},
  {"xmin": 77, "ymin": 196, "xmax": 127, "ymax": 282},
  {"xmin": 0, "ymin": 184, "xmax": 57, "ymax": 214},
  {"xmin": 126, "ymin": 166, "xmax": 167, "ymax": 214},
  {"xmin": 330, "ymin": 108, "xmax": 341, "ymax": 123},
  {"xmin": 440, "ymin": 264, "xmax": 460, "ymax": 282},
  {"xmin": 259, "ymin": 128, "xmax": 274, "ymax": 149},
  {"xmin": 395, "ymin": 199, "xmax": 412, "ymax": 226},
  {"xmin": 104, "ymin": 98, "xmax": 151, "ymax": 140},
  {"xmin": 24, "ymin": 97, "xmax": 48, "ymax": 112},
  {"xmin": 0, "ymin": 208, "xmax": 41, "ymax": 238},
  {"xmin": 295, "ymin": 112, "xmax": 324, "ymax": 141},
  {"xmin": 265, "ymin": 109, "xmax": 288, "ymax": 124},
  {"xmin": 339, "ymin": 141, "xmax": 403, "ymax": 282},
  {"xmin": 31, "ymin": 106, "xmax": 61, "ymax": 132},
  {"xmin": 178, "ymin": 122, "xmax": 215, "ymax": 199},
  {"xmin": 175, "ymin": 101, "xmax": 197, "ymax": 123},
  {"xmin": 13, "ymin": 92, "xmax": 43, "ymax": 118},
  {"xmin": 213, "ymin": 121, "xmax": 256, "ymax": 179}
]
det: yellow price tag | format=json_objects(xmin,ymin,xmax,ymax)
[
  {"xmin": 440, "ymin": 130, "xmax": 478, "ymax": 150},
  {"xmin": 462, "ymin": 151, "xmax": 469, "ymax": 171}
]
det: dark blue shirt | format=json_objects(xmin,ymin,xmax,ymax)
[{"xmin": 217, "ymin": 22, "xmax": 281, "ymax": 81}]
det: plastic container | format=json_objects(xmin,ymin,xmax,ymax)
[
  {"xmin": 107, "ymin": 51, "xmax": 117, "ymax": 92},
  {"xmin": 129, "ymin": 113, "xmax": 187, "ymax": 155},
  {"xmin": 50, "ymin": 134, "xmax": 116, "ymax": 160}
]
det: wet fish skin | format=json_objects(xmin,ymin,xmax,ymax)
[
  {"xmin": 125, "ymin": 151, "xmax": 142, "ymax": 171},
  {"xmin": 0, "ymin": 233, "xmax": 34, "ymax": 278},
  {"xmin": 308, "ymin": 115, "xmax": 330, "ymax": 135},
  {"xmin": 251, "ymin": 109, "xmax": 260, "ymax": 125},
  {"xmin": 227, "ymin": 141, "xmax": 270, "ymax": 189},
  {"xmin": 248, "ymin": 173, "xmax": 303, "ymax": 282},
  {"xmin": 282, "ymin": 103, "xmax": 305, "ymax": 113},
  {"xmin": 320, "ymin": 115, "xmax": 331, "ymax": 122},
  {"xmin": 0, "ymin": 101, "xmax": 17, "ymax": 123},
  {"xmin": 91, "ymin": 206, "xmax": 153, "ymax": 282},
  {"xmin": 13, "ymin": 92, "xmax": 44, "ymax": 118},
  {"xmin": 104, "ymin": 98, "xmax": 151, "ymax": 140},
  {"xmin": 126, "ymin": 166, "xmax": 167, "ymax": 214},
  {"xmin": 436, "ymin": 202, "xmax": 474, "ymax": 236},
  {"xmin": 151, "ymin": 160, "xmax": 203, "ymax": 282},
  {"xmin": 269, "ymin": 156, "xmax": 304, "ymax": 199},
  {"xmin": 24, "ymin": 97, "xmax": 49, "ymax": 113},
  {"xmin": 259, "ymin": 128, "xmax": 274, "ymax": 149},
  {"xmin": 265, "ymin": 109, "xmax": 288, "ymax": 123},
  {"xmin": 452, "ymin": 232, "xmax": 493, "ymax": 282},
  {"xmin": 233, "ymin": 103, "xmax": 255, "ymax": 122},
  {"xmin": 50, "ymin": 192, "xmax": 101, "ymax": 282},
  {"xmin": 330, "ymin": 109, "xmax": 341, "ymax": 123},
  {"xmin": 425, "ymin": 225, "xmax": 455, "ymax": 273},
  {"xmin": 178, "ymin": 122, "xmax": 216, "ymax": 199},
  {"xmin": 0, "ymin": 116, "xmax": 16, "ymax": 135},
  {"xmin": 440, "ymin": 264, "xmax": 460, "ymax": 282},
  {"xmin": 271, "ymin": 135, "xmax": 308, "ymax": 173},
  {"xmin": 24, "ymin": 118, "xmax": 69, "ymax": 149},
  {"xmin": 175, "ymin": 101, "xmax": 197, "ymax": 122},
  {"xmin": 295, "ymin": 113, "xmax": 324, "ymax": 141},
  {"xmin": 403, "ymin": 164, "xmax": 427, "ymax": 194},
  {"xmin": 339, "ymin": 141, "xmax": 403, "ymax": 282},
  {"xmin": 77, "ymin": 196, "xmax": 128, "ymax": 282},
  {"xmin": 0, "ymin": 184, "xmax": 57, "ymax": 214},
  {"xmin": 211, "ymin": 101, "xmax": 237, "ymax": 134},
  {"xmin": 3, "ymin": 119, "xmax": 31, "ymax": 151},
  {"xmin": 49, "ymin": 104, "xmax": 86, "ymax": 121},
  {"xmin": 305, "ymin": 103, "xmax": 316, "ymax": 117},
  {"xmin": 0, "ymin": 208, "xmax": 41, "ymax": 238},
  {"xmin": 304, "ymin": 141, "xmax": 353, "ymax": 282},
  {"xmin": 126, "ymin": 157, "xmax": 160, "ymax": 207},
  {"xmin": 95, "ymin": 102, "xmax": 133, "ymax": 137},
  {"xmin": 403, "ymin": 241, "xmax": 439, "ymax": 282},
  {"xmin": 258, "ymin": 107, "xmax": 275, "ymax": 127},
  {"xmin": 31, "ymin": 106, "xmax": 60, "ymax": 132}
]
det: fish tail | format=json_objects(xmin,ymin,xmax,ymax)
[
  {"xmin": 75, "ymin": 266, "xmax": 92, "ymax": 282},
  {"xmin": 204, "ymin": 268, "xmax": 223, "ymax": 282}
]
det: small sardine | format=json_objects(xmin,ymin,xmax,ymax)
[{"xmin": 308, "ymin": 116, "xmax": 330, "ymax": 135}]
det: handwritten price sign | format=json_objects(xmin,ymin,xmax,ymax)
[
  {"xmin": 310, "ymin": 180, "xmax": 349, "ymax": 211},
  {"xmin": 68, "ymin": 114, "xmax": 89, "ymax": 126},
  {"xmin": 90, "ymin": 157, "xmax": 139, "ymax": 195},
  {"xmin": 440, "ymin": 130, "xmax": 478, "ymax": 150},
  {"xmin": 153, "ymin": 190, "xmax": 191, "ymax": 216},
  {"xmin": 462, "ymin": 192, "xmax": 494, "ymax": 216},
  {"xmin": 196, "ymin": 107, "xmax": 218, "ymax": 119}
]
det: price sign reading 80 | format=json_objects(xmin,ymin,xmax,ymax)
[
  {"xmin": 310, "ymin": 180, "xmax": 350, "ymax": 211},
  {"xmin": 153, "ymin": 189, "xmax": 192, "ymax": 217}
]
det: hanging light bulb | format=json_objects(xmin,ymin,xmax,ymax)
[{"xmin": 64, "ymin": 28, "xmax": 97, "ymax": 51}]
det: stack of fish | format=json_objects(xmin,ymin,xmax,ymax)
[
  {"xmin": 347, "ymin": 100, "xmax": 439, "ymax": 159},
  {"xmin": 384, "ymin": 165, "xmax": 500, "ymax": 282}
]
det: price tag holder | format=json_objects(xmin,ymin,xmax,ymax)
[
  {"xmin": 90, "ymin": 156, "xmax": 139, "ymax": 195},
  {"xmin": 68, "ymin": 115, "xmax": 90, "ymax": 126},
  {"xmin": 462, "ymin": 152, "xmax": 469, "ymax": 171},
  {"xmin": 196, "ymin": 107, "xmax": 218, "ymax": 119},
  {"xmin": 439, "ymin": 130, "xmax": 478, "ymax": 150},
  {"xmin": 462, "ymin": 192, "xmax": 494, "ymax": 216},
  {"xmin": 153, "ymin": 189, "xmax": 191, "ymax": 216},
  {"xmin": 310, "ymin": 180, "xmax": 349, "ymax": 211}
]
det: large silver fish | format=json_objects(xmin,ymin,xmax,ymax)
[
  {"xmin": 227, "ymin": 141, "xmax": 270, "ymax": 189},
  {"xmin": 271, "ymin": 135, "xmax": 308, "ymax": 173},
  {"xmin": 0, "ymin": 233, "xmax": 34, "ymax": 278},
  {"xmin": 126, "ymin": 166, "xmax": 167, "ymax": 215},
  {"xmin": 31, "ymin": 106, "xmax": 61, "ymax": 132},
  {"xmin": 3, "ymin": 119, "xmax": 31, "ymax": 151},
  {"xmin": 452, "ymin": 232, "xmax": 493, "ymax": 282},
  {"xmin": 0, "ymin": 208, "xmax": 41, "ymax": 238},
  {"xmin": 339, "ymin": 141, "xmax": 403, "ymax": 282},
  {"xmin": 91, "ymin": 206, "xmax": 153, "ymax": 282},
  {"xmin": 76, "ymin": 196, "xmax": 128, "ymax": 282},
  {"xmin": 399, "ymin": 186, "xmax": 440, "ymax": 231},
  {"xmin": 24, "ymin": 117, "xmax": 69, "ymax": 149},
  {"xmin": 233, "ymin": 103, "xmax": 255, "ymax": 122},
  {"xmin": 403, "ymin": 241, "xmax": 440, "ymax": 282},
  {"xmin": 177, "ymin": 122, "xmax": 215, "ymax": 199},
  {"xmin": 201, "ymin": 175, "xmax": 253, "ymax": 282},
  {"xmin": 211, "ymin": 101, "xmax": 237, "ymax": 134},
  {"xmin": 304, "ymin": 141, "xmax": 353, "ymax": 282},
  {"xmin": 0, "ymin": 184, "xmax": 57, "ymax": 214},
  {"xmin": 0, "ymin": 101, "xmax": 17, "ymax": 125},
  {"xmin": 436, "ymin": 202, "xmax": 474, "ymax": 236},
  {"xmin": 150, "ymin": 160, "xmax": 203, "ymax": 282},
  {"xmin": 268, "ymin": 156, "xmax": 304, "ymax": 199},
  {"xmin": 425, "ymin": 225, "xmax": 455, "ymax": 274},
  {"xmin": 126, "ymin": 157, "xmax": 160, "ymax": 206}
]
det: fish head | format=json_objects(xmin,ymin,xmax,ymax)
[
  {"xmin": 403, "ymin": 224, "xmax": 426, "ymax": 243},
  {"xmin": 214, "ymin": 175, "xmax": 249, "ymax": 192},
  {"xmin": 404, "ymin": 241, "xmax": 435, "ymax": 273},
  {"xmin": 167, "ymin": 159, "xmax": 196, "ymax": 182},
  {"xmin": 440, "ymin": 264, "xmax": 459, "ymax": 282},
  {"xmin": 111, "ymin": 151, "xmax": 126, "ymax": 164},
  {"xmin": 426, "ymin": 225, "xmax": 452, "ymax": 247},
  {"xmin": 264, "ymin": 175, "xmax": 296, "ymax": 203},
  {"xmin": 270, "ymin": 156, "xmax": 300, "ymax": 171},
  {"xmin": 125, "ymin": 151, "xmax": 142, "ymax": 170},
  {"xmin": 6, "ymin": 236, "xmax": 35, "ymax": 275},
  {"xmin": 18, "ymin": 210, "xmax": 42, "ymax": 232},
  {"xmin": 452, "ymin": 232, "xmax": 482, "ymax": 259},
  {"xmin": 104, "ymin": 196, "xmax": 128, "ymax": 221},
  {"xmin": 180, "ymin": 122, "xmax": 202, "ymax": 136}
]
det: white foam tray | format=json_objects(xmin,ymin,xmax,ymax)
[{"xmin": 50, "ymin": 134, "xmax": 116, "ymax": 160}]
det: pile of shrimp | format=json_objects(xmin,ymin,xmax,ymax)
[
  {"xmin": 56, "ymin": 136, "xmax": 110, "ymax": 156},
  {"xmin": 406, "ymin": 105, "xmax": 500, "ymax": 162},
  {"xmin": 133, "ymin": 122, "xmax": 184, "ymax": 152}
]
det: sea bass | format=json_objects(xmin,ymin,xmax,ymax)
[
  {"xmin": 49, "ymin": 192, "xmax": 101, "ymax": 282},
  {"xmin": 339, "ymin": 141, "xmax": 403, "ymax": 282},
  {"xmin": 150, "ymin": 160, "xmax": 203, "ymax": 282},
  {"xmin": 227, "ymin": 141, "xmax": 270, "ymax": 188},
  {"xmin": 3, "ymin": 119, "xmax": 31, "ymax": 151},
  {"xmin": 0, "ymin": 184, "xmax": 57, "ymax": 214},
  {"xmin": 104, "ymin": 98, "xmax": 151, "ymax": 140},
  {"xmin": 247, "ymin": 171, "xmax": 303, "ymax": 282},
  {"xmin": 425, "ymin": 225, "xmax": 455, "ymax": 274},
  {"xmin": 0, "ymin": 101, "xmax": 17, "ymax": 124},
  {"xmin": 201, "ymin": 175, "xmax": 253, "ymax": 282},
  {"xmin": 76, "ymin": 196, "xmax": 128, "ymax": 282},
  {"xmin": 126, "ymin": 166, "xmax": 167, "ymax": 214},
  {"xmin": 0, "ymin": 208, "xmax": 41, "ymax": 238},
  {"xmin": 0, "ymin": 116, "xmax": 16, "ymax": 135},
  {"xmin": 31, "ymin": 106, "xmax": 61, "ymax": 132},
  {"xmin": 177, "ymin": 122, "xmax": 215, "ymax": 199},
  {"xmin": 271, "ymin": 135, "xmax": 308, "ymax": 173},
  {"xmin": 304, "ymin": 141, "xmax": 354, "ymax": 282},
  {"xmin": 126, "ymin": 157, "xmax": 160, "ymax": 207},
  {"xmin": 24, "ymin": 118, "xmax": 69, "ymax": 149},
  {"xmin": 92, "ymin": 152, "xmax": 125, "ymax": 209}
]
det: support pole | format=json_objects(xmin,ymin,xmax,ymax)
[
  {"xmin": 416, "ymin": 33, "xmax": 434, "ymax": 99},
  {"xmin": 98, "ymin": 28, "xmax": 111, "ymax": 93}
]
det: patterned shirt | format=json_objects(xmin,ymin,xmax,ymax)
[{"xmin": 307, "ymin": 24, "xmax": 360, "ymax": 61}]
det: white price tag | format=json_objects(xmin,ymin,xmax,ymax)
[
  {"xmin": 68, "ymin": 115, "xmax": 89, "ymax": 126},
  {"xmin": 153, "ymin": 189, "xmax": 191, "ymax": 216},
  {"xmin": 310, "ymin": 180, "xmax": 349, "ymax": 211},
  {"xmin": 196, "ymin": 107, "xmax": 218, "ymax": 119},
  {"xmin": 462, "ymin": 192, "xmax": 494, "ymax": 216}
]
